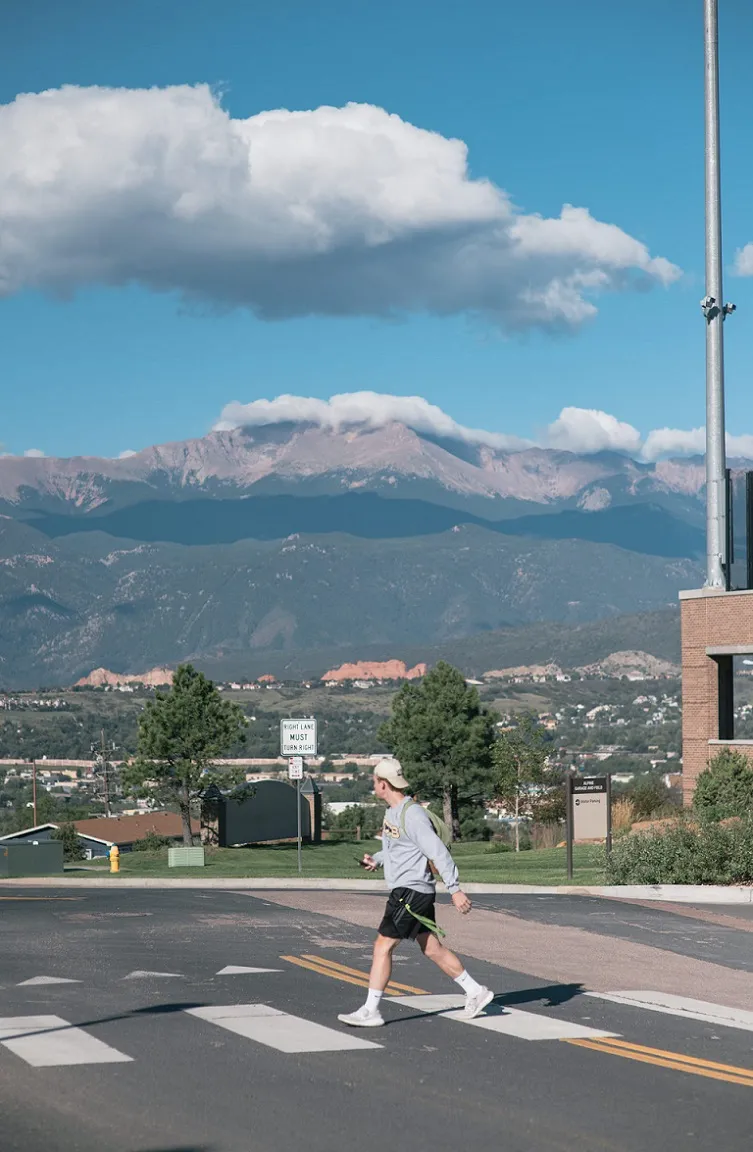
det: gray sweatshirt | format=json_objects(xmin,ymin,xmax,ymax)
[{"xmin": 371, "ymin": 798, "xmax": 460, "ymax": 895}]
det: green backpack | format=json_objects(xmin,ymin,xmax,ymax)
[{"xmin": 399, "ymin": 798, "xmax": 453, "ymax": 848}]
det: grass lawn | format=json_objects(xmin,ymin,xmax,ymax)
[{"xmin": 68, "ymin": 840, "xmax": 604, "ymax": 885}]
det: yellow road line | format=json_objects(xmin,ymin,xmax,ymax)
[
  {"xmin": 281, "ymin": 954, "xmax": 426, "ymax": 996},
  {"xmin": 566, "ymin": 1037, "xmax": 753, "ymax": 1088},
  {"xmin": 0, "ymin": 896, "xmax": 82, "ymax": 902},
  {"xmin": 301, "ymin": 954, "xmax": 426, "ymax": 995},
  {"xmin": 282, "ymin": 954, "xmax": 374, "ymax": 991}
]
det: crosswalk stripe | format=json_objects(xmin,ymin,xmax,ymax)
[
  {"xmin": 18, "ymin": 977, "xmax": 81, "ymax": 986},
  {"xmin": 392, "ymin": 995, "xmax": 619, "ymax": 1041},
  {"xmin": 0, "ymin": 1016, "xmax": 133, "ymax": 1067},
  {"xmin": 185, "ymin": 1004, "xmax": 382, "ymax": 1053},
  {"xmin": 124, "ymin": 971, "xmax": 183, "ymax": 979},
  {"xmin": 217, "ymin": 966, "xmax": 281, "ymax": 975},
  {"xmin": 585, "ymin": 991, "xmax": 753, "ymax": 1034}
]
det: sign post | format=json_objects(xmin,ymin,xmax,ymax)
[
  {"xmin": 280, "ymin": 721, "xmax": 317, "ymax": 876},
  {"xmin": 288, "ymin": 756, "xmax": 304, "ymax": 874},
  {"xmin": 565, "ymin": 771, "xmax": 574, "ymax": 882},
  {"xmin": 565, "ymin": 774, "xmax": 611, "ymax": 882}
]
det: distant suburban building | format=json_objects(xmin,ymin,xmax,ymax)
[{"xmin": 0, "ymin": 812, "xmax": 200, "ymax": 858}]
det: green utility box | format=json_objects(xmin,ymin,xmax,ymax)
[
  {"xmin": 167, "ymin": 846, "xmax": 205, "ymax": 868},
  {"xmin": 0, "ymin": 841, "xmax": 64, "ymax": 877}
]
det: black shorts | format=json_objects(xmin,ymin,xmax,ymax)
[{"xmin": 378, "ymin": 887, "xmax": 436, "ymax": 941}]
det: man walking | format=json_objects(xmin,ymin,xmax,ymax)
[{"xmin": 338, "ymin": 757, "xmax": 493, "ymax": 1028}]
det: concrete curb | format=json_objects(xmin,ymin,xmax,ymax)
[{"xmin": 1, "ymin": 876, "xmax": 753, "ymax": 902}]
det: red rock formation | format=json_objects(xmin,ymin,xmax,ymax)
[{"xmin": 322, "ymin": 660, "xmax": 426, "ymax": 682}]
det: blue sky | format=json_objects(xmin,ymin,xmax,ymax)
[{"xmin": 1, "ymin": 0, "xmax": 753, "ymax": 460}]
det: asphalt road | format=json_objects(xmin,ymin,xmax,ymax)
[{"xmin": 2, "ymin": 888, "xmax": 753, "ymax": 1152}]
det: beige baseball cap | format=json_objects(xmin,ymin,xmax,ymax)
[{"xmin": 374, "ymin": 757, "xmax": 410, "ymax": 790}]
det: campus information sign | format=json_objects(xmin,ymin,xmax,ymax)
[
  {"xmin": 280, "ymin": 718, "xmax": 318, "ymax": 758},
  {"xmin": 572, "ymin": 776, "xmax": 609, "ymax": 841},
  {"xmin": 565, "ymin": 773, "xmax": 612, "ymax": 880}
]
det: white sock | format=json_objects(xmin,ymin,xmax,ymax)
[
  {"xmin": 364, "ymin": 988, "xmax": 383, "ymax": 1013},
  {"xmin": 455, "ymin": 969, "xmax": 483, "ymax": 997}
]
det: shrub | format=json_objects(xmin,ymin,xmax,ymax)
[
  {"xmin": 131, "ymin": 832, "xmax": 174, "ymax": 852},
  {"xmin": 605, "ymin": 818, "xmax": 753, "ymax": 885},
  {"xmin": 693, "ymin": 750, "xmax": 753, "ymax": 823},
  {"xmin": 629, "ymin": 774, "xmax": 674, "ymax": 821},
  {"xmin": 485, "ymin": 840, "xmax": 512, "ymax": 854}
]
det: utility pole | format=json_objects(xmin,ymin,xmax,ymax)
[
  {"xmin": 31, "ymin": 757, "xmax": 37, "ymax": 826},
  {"xmin": 702, "ymin": 0, "xmax": 735, "ymax": 588},
  {"xmin": 91, "ymin": 730, "xmax": 117, "ymax": 818}
]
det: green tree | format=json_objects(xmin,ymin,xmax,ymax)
[
  {"xmin": 630, "ymin": 773, "xmax": 672, "ymax": 821},
  {"xmin": 492, "ymin": 713, "xmax": 550, "ymax": 852},
  {"xmin": 122, "ymin": 664, "xmax": 248, "ymax": 844},
  {"xmin": 326, "ymin": 804, "xmax": 384, "ymax": 841},
  {"xmin": 51, "ymin": 822, "xmax": 84, "ymax": 862},
  {"xmin": 693, "ymin": 749, "xmax": 753, "ymax": 823},
  {"xmin": 378, "ymin": 661, "xmax": 497, "ymax": 840}
]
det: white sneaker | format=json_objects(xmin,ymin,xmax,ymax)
[
  {"xmin": 464, "ymin": 987, "xmax": 494, "ymax": 1019},
  {"xmin": 338, "ymin": 1005, "xmax": 385, "ymax": 1028}
]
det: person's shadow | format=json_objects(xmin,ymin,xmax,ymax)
[
  {"xmin": 495, "ymin": 982, "xmax": 583, "ymax": 1008},
  {"xmin": 388, "ymin": 982, "xmax": 584, "ymax": 1024}
]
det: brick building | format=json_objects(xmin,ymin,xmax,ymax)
[{"xmin": 680, "ymin": 586, "xmax": 753, "ymax": 804}]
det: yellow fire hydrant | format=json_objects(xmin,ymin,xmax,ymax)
[{"xmin": 109, "ymin": 844, "xmax": 120, "ymax": 874}]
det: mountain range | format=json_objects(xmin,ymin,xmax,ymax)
[{"xmin": 0, "ymin": 418, "xmax": 724, "ymax": 687}]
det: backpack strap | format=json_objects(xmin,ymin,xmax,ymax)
[
  {"xmin": 398, "ymin": 798, "xmax": 439, "ymax": 877},
  {"xmin": 398, "ymin": 797, "xmax": 417, "ymax": 837}
]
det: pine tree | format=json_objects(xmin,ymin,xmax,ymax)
[
  {"xmin": 123, "ymin": 664, "xmax": 248, "ymax": 844},
  {"xmin": 378, "ymin": 662, "xmax": 496, "ymax": 840}
]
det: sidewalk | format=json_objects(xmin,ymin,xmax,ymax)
[{"xmin": 2, "ymin": 875, "xmax": 753, "ymax": 902}]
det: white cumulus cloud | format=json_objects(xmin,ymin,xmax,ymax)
[
  {"xmin": 641, "ymin": 426, "xmax": 705, "ymax": 460},
  {"xmin": 117, "ymin": 449, "xmax": 138, "ymax": 458},
  {"xmin": 0, "ymin": 84, "xmax": 680, "ymax": 330},
  {"xmin": 23, "ymin": 448, "xmax": 45, "ymax": 458},
  {"xmin": 642, "ymin": 427, "xmax": 753, "ymax": 461},
  {"xmin": 215, "ymin": 392, "xmax": 753, "ymax": 461},
  {"xmin": 733, "ymin": 244, "xmax": 753, "ymax": 276},
  {"xmin": 545, "ymin": 407, "xmax": 642, "ymax": 455},
  {"xmin": 216, "ymin": 392, "xmax": 531, "ymax": 450}
]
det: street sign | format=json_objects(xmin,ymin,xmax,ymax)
[
  {"xmin": 280, "ymin": 718, "xmax": 317, "ymax": 757},
  {"xmin": 288, "ymin": 757, "xmax": 303, "ymax": 780}
]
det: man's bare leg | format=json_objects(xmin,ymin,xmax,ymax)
[
  {"xmin": 417, "ymin": 930, "xmax": 464, "ymax": 978},
  {"xmin": 368, "ymin": 933, "xmax": 400, "ymax": 990}
]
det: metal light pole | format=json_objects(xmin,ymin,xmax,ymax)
[{"xmin": 702, "ymin": 0, "xmax": 735, "ymax": 588}]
